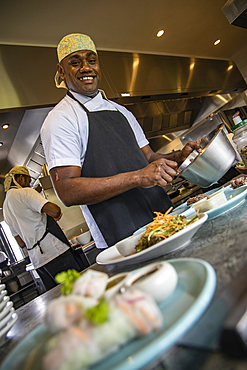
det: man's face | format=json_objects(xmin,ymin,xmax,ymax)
[
  {"xmin": 17, "ymin": 175, "xmax": 31, "ymax": 188},
  {"xmin": 57, "ymin": 50, "xmax": 101, "ymax": 97}
]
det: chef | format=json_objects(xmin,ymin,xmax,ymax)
[
  {"xmin": 3, "ymin": 166, "xmax": 83, "ymax": 290},
  {"xmin": 41, "ymin": 33, "xmax": 202, "ymax": 250}
]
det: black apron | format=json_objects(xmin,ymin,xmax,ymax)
[
  {"xmin": 30, "ymin": 214, "xmax": 70, "ymax": 254},
  {"xmin": 67, "ymin": 91, "xmax": 173, "ymax": 247}
]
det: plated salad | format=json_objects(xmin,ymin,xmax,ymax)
[{"xmin": 136, "ymin": 207, "xmax": 199, "ymax": 252}]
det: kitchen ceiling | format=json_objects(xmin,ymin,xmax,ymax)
[
  {"xmin": 0, "ymin": 0, "xmax": 247, "ymax": 186},
  {"xmin": 0, "ymin": 0, "xmax": 246, "ymax": 61}
]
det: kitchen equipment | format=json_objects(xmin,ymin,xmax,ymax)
[
  {"xmin": 178, "ymin": 124, "xmax": 236, "ymax": 187},
  {"xmin": 232, "ymin": 119, "xmax": 247, "ymax": 167}
]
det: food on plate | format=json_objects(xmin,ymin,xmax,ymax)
[
  {"xmin": 191, "ymin": 190, "xmax": 227, "ymax": 213},
  {"xmin": 135, "ymin": 208, "xmax": 199, "ymax": 252},
  {"xmin": 230, "ymin": 176, "xmax": 247, "ymax": 188},
  {"xmin": 236, "ymin": 161, "xmax": 245, "ymax": 167},
  {"xmin": 187, "ymin": 193, "xmax": 209, "ymax": 206},
  {"xmin": 43, "ymin": 269, "xmax": 163, "ymax": 370}
]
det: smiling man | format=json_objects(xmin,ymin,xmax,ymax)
[{"xmin": 41, "ymin": 33, "xmax": 201, "ymax": 250}]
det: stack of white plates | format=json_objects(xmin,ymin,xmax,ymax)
[{"xmin": 0, "ymin": 283, "xmax": 18, "ymax": 346}]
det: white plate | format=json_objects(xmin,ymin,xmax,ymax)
[
  {"xmin": 0, "ymin": 296, "xmax": 10, "ymax": 312},
  {"xmin": 0, "ymin": 284, "xmax": 6, "ymax": 292},
  {"xmin": 0, "ymin": 312, "xmax": 18, "ymax": 347},
  {"xmin": 0, "ymin": 301, "xmax": 13, "ymax": 324},
  {"xmin": 172, "ymin": 185, "xmax": 247, "ymax": 221},
  {"xmin": 0, "ymin": 307, "xmax": 15, "ymax": 331},
  {"xmin": 0, "ymin": 258, "xmax": 216, "ymax": 370},
  {"xmin": 97, "ymin": 213, "xmax": 208, "ymax": 266},
  {"xmin": 0, "ymin": 290, "xmax": 8, "ymax": 304}
]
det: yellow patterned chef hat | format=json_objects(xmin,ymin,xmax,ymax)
[
  {"xmin": 4, "ymin": 166, "xmax": 30, "ymax": 192},
  {"xmin": 57, "ymin": 33, "xmax": 97, "ymax": 62},
  {"xmin": 55, "ymin": 33, "xmax": 97, "ymax": 88}
]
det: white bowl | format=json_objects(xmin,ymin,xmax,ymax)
[
  {"xmin": 124, "ymin": 262, "xmax": 178, "ymax": 303},
  {"xmin": 192, "ymin": 190, "xmax": 227, "ymax": 213},
  {"xmin": 104, "ymin": 272, "xmax": 130, "ymax": 300},
  {"xmin": 76, "ymin": 230, "xmax": 92, "ymax": 245}
]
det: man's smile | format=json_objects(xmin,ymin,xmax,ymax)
[{"xmin": 79, "ymin": 76, "xmax": 94, "ymax": 81}]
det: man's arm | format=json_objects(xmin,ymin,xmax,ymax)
[
  {"xmin": 50, "ymin": 141, "xmax": 202, "ymax": 208},
  {"xmin": 15, "ymin": 235, "xmax": 26, "ymax": 248},
  {"xmin": 41, "ymin": 202, "xmax": 62, "ymax": 221},
  {"xmin": 50, "ymin": 157, "xmax": 177, "ymax": 207}
]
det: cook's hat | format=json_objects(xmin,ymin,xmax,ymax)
[{"xmin": 55, "ymin": 33, "xmax": 97, "ymax": 89}]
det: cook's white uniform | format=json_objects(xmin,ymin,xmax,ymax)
[
  {"xmin": 41, "ymin": 91, "xmax": 148, "ymax": 249},
  {"xmin": 3, "ymin": 187, "xmax": 69, "ymax": 269}
]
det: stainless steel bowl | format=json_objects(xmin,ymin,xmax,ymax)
[{"xmin": 177, "ymin": 124, "xmax": 236, "ymax": 187}]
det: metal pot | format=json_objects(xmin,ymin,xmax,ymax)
[{"xmin": 177, "ymin": 124, "xmax": 236, "ymax": 187}]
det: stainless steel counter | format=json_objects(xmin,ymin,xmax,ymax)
[{"xmin": 1, "ymin": 187, "xmax": 247, "ymax": 369}]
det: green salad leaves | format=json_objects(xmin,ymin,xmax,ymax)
[
  {"xmin": 55, "ymin": 269, "xmax": 80, "ymax": 296},
  {"xmin": 86, "ymin": 297, "xmax": 109, "ymax": 325}
]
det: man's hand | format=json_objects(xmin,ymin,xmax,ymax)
[
  {"xmin": 177, "ymin": 138, "xmax": 204, "ymax": 165},
  {"xmin": 54, "ymin": 212, "xmax": 63, "ymax": 222},
  {"xmin": 136, "ymin": 158, "xmax": 178, "ymax": 188},
  {"xmin": 42, "ymin": 202, "xmax": 62, "ymax": 220}
]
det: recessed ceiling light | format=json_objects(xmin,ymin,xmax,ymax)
[
  {"xmin": 2, "ymin": 124, "xmax": 9, "ymax": 129},
  {"xmin": 121, "ymin": 93, "xmax": 131, "ymax": 97},
  {"xmin": 0, "ymin": 142, "xmax": 3, "ymax": 147},
  {"xmin": 214, "ymin": 39, "xmax": 221, "ymax": 45},
  {"xmin": 157, "ymin": 30, "xmax": 165, "ymax": 37}
]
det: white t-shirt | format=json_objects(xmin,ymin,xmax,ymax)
[
  {"xmin": 3, "ymin": 187, "xmax": 69, "ymax": 269},
  {"xmin": 41, "ymin": 91, "xmax": 149, "ymax": 249}
]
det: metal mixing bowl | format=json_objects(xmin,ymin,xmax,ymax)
[{"xmin": 177, "ymin": 124, "xmax": 236, "ymax": 187}]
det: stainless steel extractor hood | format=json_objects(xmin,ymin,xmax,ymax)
[
  {"xmin": 222, "ymin": 0, "xmax": 247, "ymax": 29},
  {"xmin": 99, "ymin": 51, "xmax": 246, "ymax": 102},
  {"xmin": 98, "ymin": 50, "xmax": 247, "ymax": 139}
]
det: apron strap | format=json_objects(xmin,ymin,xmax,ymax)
[
  {"xmin": 27, "ymin": 230, "xmax": 48, "ymax": 254},
  {"xmin": 67, "ymin": 90, "xmax": 90, "ymax": 113},
  {"xmin": 28, "ymin": 215, "xmax": 70, "ymax": 254}
]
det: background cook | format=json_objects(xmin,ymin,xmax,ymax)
[{"xmin": 3, "ymin": 166, "xmax": 82, "ymax": 290}]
